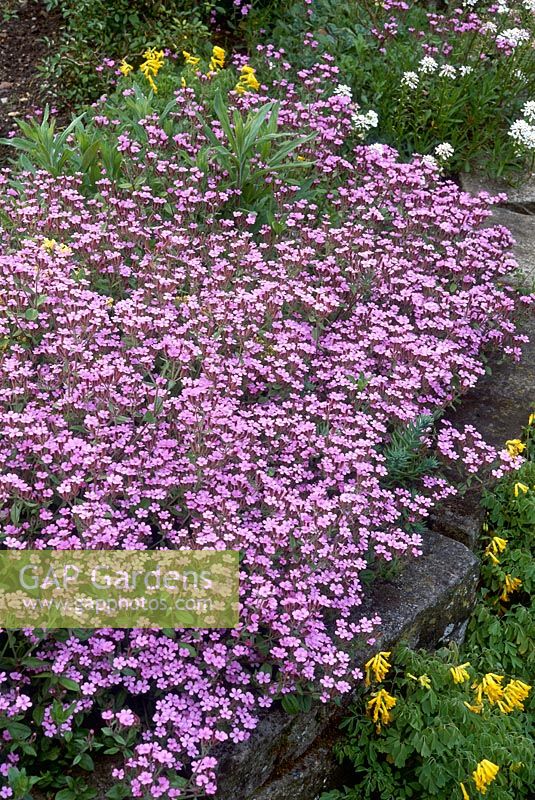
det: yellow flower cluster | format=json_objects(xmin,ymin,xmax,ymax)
[
  {"xmin": 500, "ymin": 574, "xmax": 522, "ymax": 602},
  {"xmin": 473, "ymin": 672, "xmax": 504, "ymax": 705},
  {"xmin": 407, "ymin": 672, "xmax": 432, "ymax": 688},
  {"xmin": 364, "ymin": 651, "xmax": 391, "ymax": 685},
  {"xmin": 209, "ymin": 45, "xmax": 225, "ymax": 71},
  {"xmin": 483, "ymin": 535, "xmax": 507, "ymax": 565},
  {"xmin": 366, "ymin": 688, "xmax": 396, "ymax": 731},
  {"xmin": 182, "ymin": 50, "xmax": 200, "ymax": 68},
  {"xmin": 235, "ymin": 64, "xmax": 260, "ymax": 95},
  {"xmin": 450, "ymin": 662, "xmax": 471, "ymax": 684},
  {"xmin": 119, "ymin": 58, "xmax": 133, "ymax": 77},
  {"xmin": 514, "ymin": 481, "xmax": 529, "ymax": 497},
  {"xmin": 497, "ymin": 679, "xmax": 531, "ymax": 713},
  {"xmin": 41, "ymin": 238, "xmax": 71, "ymax": 255},
  {"xmin": 140, "ymin": 47, "xmax": 165, "ymax": 93},
  {"xmin": 472, "ymin": 759, "xmax": 499, "ymax": 794},
  {"xmin": 505, "ymin": 438, "xmax": 526, "ymax": 457}
]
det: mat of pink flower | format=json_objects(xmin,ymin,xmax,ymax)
[{"xmin": 0, "ymin": 58, "xmax": 530, "ymax": 797}]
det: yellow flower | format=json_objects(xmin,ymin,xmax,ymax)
[
  {"xmin": 500, "ymin": 575, "xmax": 522, "ymax": 603},
  {"xmin": 498, "ymin": 679, "xmax": 531, "ymax": 713},
  {"xmin": 119, "ymin": 58, "xmax": 134, "ymax": 77},
  {"xmin": 472, "ymin": 760, "xmax": 499, "ymax": 794},
  {"xmin": 450, "ymin": 662, "xmax": 471, "ymax": 684},
  {"xmin": 484, "ymin": 536, "xmax": 507, "ymax": 564},
  {"xmin": 460, "ymin": 782, "xmax": 470, "ymax": 800},
  {"xmin": 234, "ymin": 64, "xmax": 260, "ymax": 94},
  {"xmin": 41, "ymin": 238, "xmax": 57, "ymax": 253},
  {"xmin": 209, "ymin": 45, "xmax": 225, "ymax": 71},
  {"xmin": 140, "ymin": 47, "xmax": 165, "ymax": 92},
  {"xmin": 366, "ymin": 689, "xmax": 396, "ymax": 730},
  {"xmin": 182, "ymin": 50, "xmax": 200, "ymax": 67},
  {"xmin": 58, "ymin": 243, "xmax": 72, "ymax": 255},
  {"xmin": 464, "ymin": 701, "xmax": 483, "ymax": 714},
  {"xmin": 105, "ymin": 297, "xmax": 114, "ymax": 308},
  {"xmin": 473, "ymin": 673, "xmax": 504, "ymax": 705},
  {"xmin": 514, "ymin": 482, "xmax": 529, "ymax": 497},
  {"xmin": 364, "ymin": 651, "xmax": 391, "ymax": 685},
  {"xmin": 407, "ymin": 672, "xmax": 432, "ymax": 688},
  {"xmin": 528, "ymin": 412, "xmax": 535, "ymax": 425},
  {"xmin": 181, "ymin": 77, "xmax": 187, "ymax": 88},
  {"xmin": 505, "ymin": 439, "xmax": 526, "ymax": 457}
]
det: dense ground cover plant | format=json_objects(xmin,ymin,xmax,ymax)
[
  {"xmin": 321, "ymin": 423, "xmax": 535, "ymax": 800},
  {"xmin": 0, "ymin": 48, "xmax": 532, "ymax": 799},
  {"xmin": 245, "ymin": 0, "xmax": 535, "ymax": 178}
]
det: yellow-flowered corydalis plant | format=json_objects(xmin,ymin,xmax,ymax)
[
  {"xmin": 209, "ymin": 45, "xmax": 225, "ymax": 72},
  {"xmin": 500, "ymin": 574, "xmax": 522, "ymax": 603},
  {"xmin": 514, "ymin": 481, "xmax": 529, "ymax": 497},
  {"xmin": 140, "ymin": 47, "xmax": 165, "ymax": 93},
  {"xmin": 497, "ymin": 679, "xmax": 531, "ymax": 713},
  {"xmin": 450, "ymin": 662, "xmax": 471, "ymax": 684},
  {"xmin": 473, "ymin": 673, "xmax": 504, "ymax": 706},
  {"xmin": 182, "ymin": 50, "xmax": 200, "ymax": 68},
  {"xmin": 484, "ymin": 535, "xmax": 507, "ymax": 565},
  {"xmin": 119, "ymin": 58, "xmax": 134, "ymax": 77},
  {"xmin": 505, "ymin": 438, "xmax": 526, "ymax": 457},
  {"xmin": 366, "ymin": 688, "xmax": 396, "ymax": 731},
  {"xmin": 460, "ymin": 781, "xmax": 470, "ymax": 800},
  {"xmin": 235, "ymin": 64, "xmax": 260, "ymax": 95},
  {"xmin": 472, "ymin": 759, "xmax": 499, "ymax": 794},
  {"xmin": 364, "ymin": 651, "xmax": 391, "ymax": 685},
  {"xmin": 407, "ymin": 672, "xmax": 431, "ymax": 688}
]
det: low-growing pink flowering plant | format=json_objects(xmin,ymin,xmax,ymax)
[{"xmin": 0, "ymin": 52, "xmax": 531, "ymax": 798}]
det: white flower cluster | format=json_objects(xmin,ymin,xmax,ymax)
[
  {"xmin": 522, "ymin": 100, "xmax": 535, "ymax": 123},
  {"xmin": 496, "ymin": 27, "xmax": 531, "ymax": 48},
  {"xmin": 439, "ymin": 65, "xmax": 457, "ymax": 79},
  {"xmin": 419, "ymin": 56, "xmax": 439, "ymax": 74},
  {"xmin": 523, "ymin": 0, "xmax": 535, "ymax": 11},
  {"xmin": 509, "ymin": 102, "xmax": 535, "ymax": 151},
  {"xmin": 351, "ymin": 109, "xmax": 379, "ymax": 137},
  {"xmin": 496, "ymin": 0, "xmax": 510, "ymax": 12},
  {"xmin": 459, "ymin": 66, "xmax": 474, "ymax": 76},
  {"xmin": 401, "ymin": 71, "xmax": 419, "ymax": 89},
  {"xmin": 334, "ymin": 83, "xmax": 353, "ymax": 98},
  {"xmin": 434, "ymin": 142, "xmax": 455, "ymax": 160}
]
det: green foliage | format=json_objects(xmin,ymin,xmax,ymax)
[
  {"xmin": 248, "ymin": 0, "xmax": 535, "ymax": 178},
  {"xmin": 382, "ymin": 414, "xmax": 439, "ymax": 488},
  {"xmin": 197, "ymin": 89, "xmax": 315, "ymax": 212},
  {"xmin": 322, "ymin": 421, "xmax": 535, "ymax": 799},
  {"xmin": 39, "ymin": 0, "xmax": 218, "ymax": 106}
]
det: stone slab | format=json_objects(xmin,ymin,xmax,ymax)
[{"xmin": 460, "ymin": 172, "xmax": 535, "ymax": 208}]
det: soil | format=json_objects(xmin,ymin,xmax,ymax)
[{"xmin": 0, "ymin": 0, "xmax": 62, "ymax": 142}]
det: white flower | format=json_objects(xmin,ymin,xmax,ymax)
[
  {"xmin": 459, "ymin": 66, "xmax": 474, "ymax": 76},
  {"xmin": 334, "ymin": 83, "xmax": 353, "ymax": 98},
  {"xmin": 481, "ymin": 22, "xmax": 497, "ymax": 34},
  {"xmin": 462, "ymin": 0, "xmax": 479, "ymax": 6},
  {"xmin": 496, "ymin": 0, "xmax": 510, "ymax": 12},
  {"xmin": 523, "ymin": 0, "xmax": 535, "ymax": 11},
  {"xmin": 401, "ymin": 71, "xmax": 419, "ymax": 89},
  {"xmin": 509, "ymin": 119, "xmax": 535, "ymax": 149},
  {"xmin": 439, "ymin": 65, "xmax": 457, "ymax": 79},
  {"xmin": 419, "ymin": 56, "xmax": 438, "ymax": 74},
  {"xmin": 496, "ymin": 28, "xmax": 530, "ymax": 48},
  {"xmin": 521, "ymin": 100, "xmax": 535, "ymax": 123},
  {"xmin": 368, "ymin": 143, "xmax": 386, "ymax": 154},
  {"xmin": 351, "ymin": 110, "xmax": 379, "ymax": 137},
  {"xmin": 434, "ymin": 142, "xmax": 455, "ymax": 160}
]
